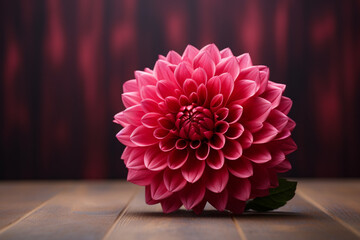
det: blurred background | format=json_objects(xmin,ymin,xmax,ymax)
[{"xmin": 0, "ymin": 0, "xmax": 359, "ymax": 179}]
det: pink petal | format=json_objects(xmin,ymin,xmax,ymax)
[
  {"xmin": 209, "ymin": 133, "xmax": 226, "ymax": 150},
  {"xmin": 225, "ymin": 123, "xmax": 244, "ymax": 139},
  {"xmin": 195, "ymin": 142, "xmax": 210, "ymax": 160},
  {"xmin": 130, "ymin": 125, "xmax": 158, "ymax": 146},
  {"xmin": 219, "ymin": 73, "xmax": 234, "ymax": 103},
  {"xmin": 225, "ymin": 104, "xmax": 243, "ymax": 124},
  {"xmin": 257, "ymin": 66, "xmax": 269, "ymax": 95},
  {"xmin": 189, "ymin": 92, "xmax": 198, "ymax": 103},
  {"xmin": 228, "ymin": 176, "xmax": 251, "ymax": 201},
  {"xmin": 261, "ymin": 83, "xmax": 282, "ymax": 109},
  {"xmin": 215, "ymin": 121, "xmax": 229, "ymax": 134},
  {"xmin": 122, "ymin": 92, "xmax": 141, "ymax": 108},
  {"xmin": 253, "ymin": 122, "xmax": 279, "ymax": 144},
  {"xmin": 175, "ymin": 139, "xmax": 188, "ymax": 150},
  {"xmin": 174, "ymin": 62, "xmax": 193, "ymax": 87},
  {"xmin": 279, "ymin": 137, "xmax": 297, "ymax": 155},
  {"xmin": 251, "ymin": 164, "xmax": 270, "ymax": 189},
  {"xmin": 239, "ymin": 130, "xmax": 253, "ymax": 149},
  {"xmin": 242, "ymin": 97, "xmax": 272, "ymax": 122},
  {"xmin": 180, "ymin": 181, "xmax": 206, "ymax": 210},
  {"xmin": 156, "ymin": 80, "xmax": 177, "ymax": 99},
  {"xmin": 181, "ymin": 154, "xmax": 205, "ymax": 183},
  {"xmin": 193, "ymin": 51, "xmax": 216, "ymax": 79},
  {"xmin": 286, "ymin": 118, "xmax": 296, "ymax": 131},
  {"xmin": 207, "ymin": 189, "xmax": 228, "ymax": 211},
  {"xmin": 135, "ymin": 71, "xmax": 157, "ymax": 88},
  {"xmin": 216, "ymin": 107, "xmax": 229, "ymax": 121},
  {"xmin": 205, "ymin": 167, "xmax": 229, "ymax": 193},
  {"xmin": 275, "ymin": 130, "xmax": 291, "ymax": 142},
  {"xmin": 121, "ymin": 146, "xmax": 133, "ymax": 160},
  {"xmin": 220, "ymin": 48, "xmax": 233, "ymax": 58},
  {"xmin": 192, "ymin": 199, "xmax": 207, "ymax": 215},
  {"xmin": 116, "ymin": 125, "xmax": 137, "ymax": 147},
  {"xmin": 197, "ymin": 84, "xmax": 207, "ymax": 106},
  {"xmin": 167, "ymin": 148, "xmax": 189, "ymax": 169},
  {"xmin": 145, "ymin": 186, "xmax": 159, "ymax": 205},
  {"xmin": 237, "ymin": 66, "xmax": 260, "ymax": 89},
  {"xmin": 144, "ymin": 145, "xmax": 168, "ymax": 171},
  {"xmin": 206, "ymin": 76, "xmax": 221, "ymax": 101},
  {"xmin": 236, "ymin": 53, "xmax": 252, "ymax": 69},
  {"xmin": 277, "ymin": 96, "xmax": 292, "ymax": 115},
  {"xmin": 123, "ymin": 79, "xmax": 138, "ymax": 93},
  {"xmin": 274, "ymin": 159, "xmax": 292, "ymax": 173},
  {"xmin": 210, "ymin": 93, "xmax": 223, "ymax": 110},
  {"xmin": 150, "ymin": 175, "xmax": 172, "ymax": 200},
  {"xmin": 127, "ymin": 169, "xmax": 158, "ymax": 186},
  {"xmin": 267, "ymin": 109, "xmax": 288, "ymax": 132},
  {"xmin": 216, "ymin": 56, "xmax": 240, "ymax": 80},
  {"xmin": 161, "ymin": 194, "xmax": 182, "ymax": 213},
  {"xmin": 165, "ymin": 96, "xmax": 180, "ymax": 113},
  {"xmin": 114, "ymin": 111, "xmax": 129, "ymax": 127},
  {"xmin": 141, "ymin": 99, "xmax": 161, "ymax": 113},
  {"xmin": 222, "ymin": 139, "xmax": 243, "ymax": 160},
  {"xmin": 243, "ymin": 121, "xmax": 263, "ymax": 133},
  {"xmin": 200, "ymin": 43, "xmax": 221, "ymax": 64},
  {"xmin": 158, "ymin": 117, "xmax": 175, "ymax": 130},
  {"xmin": 227, "ymin": 157, "xmax": 253, "ymax": 178},
  {"xmin": 182, "ymin": 44, "xmax": 199, "ymax": 62},
  {"xmin": 122, "ymin": 104, "xmax": 144, "ymax": 125},
  {"xmin": 243, "ymin": 145, "xmax": 271, "ymax": 164},
  {"xmin": 141, "ymin": 112, "xmax": 162, "ymax": 128},
  {"xmin": 192, "ymin": 67, "xmax": 207, "ymax": 85},
  {"xmin": 190, "ymin": 140, "xmax": 201, "ymax": 149},
  {"xmin": 179, "ymin": 95, "xmax": 190, "ymax": 106},
  {"xmin": 140, "ymin": 85, "xmax": 161, "ymax": 101},
  {"xmin": 206, "ymin": 149, "xmax": 225, "ymax": 170},
  {"xmin": 126, "ymin": 147, "xmax": 147, "ymax": 169},
  {"xmin": 183, "ymin": 78, "xmax": 198, "ymax": 96},
  {"xmin": 154, "ymin": 60, "xmax": 176, "ymax": 82},
  {"xmin": 163, "ymin": 168, "xmax": 187, "ymax": 192},
  {"xmin": 166, "ymin": 50, "xmax": 182, "ymax": 64},
  {"xmin": 230, "ymin": 79, "xmax": 257, "ymax": 103},
  {"xmin": 266, "ymin": 150, "xmax": 286, "ymax": 168},
  {"xmin": 144, "ymin": 67, "xmax": 153, "ymax": 74},
  {"xmin": 153, "ymin": 128, "xmax": 169, "ymax": 139},
  {"xmin": 226, "ymin": 197, "xmax": 246, "ymax": 214}
]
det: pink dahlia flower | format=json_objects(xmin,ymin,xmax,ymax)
[{"xmin": 114, "ymin": 44, "xmax": 296, "ymax": 214}]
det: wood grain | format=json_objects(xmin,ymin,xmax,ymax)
[
  {"xmin": 0, "ymin": 182, "xmax": 71, "ymax": 230},
  {"xmin": 104, "ymin": 189, "xmax": 241, "ymax": 240},
  {"xmin": 233, "ymin": 181, "xmax": 360, "ymax": 240},
  {"xmin": 298, "ymin": 179, "xmax": 360, "ymax": 237},
  {"xmin": 0, "ymin": 181, "xmax": 137, "ymax": 240},
  {"xmin": 0, "ymin": 180, "xmax": 359, "ymax": 240}
]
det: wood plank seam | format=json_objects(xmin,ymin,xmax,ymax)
[
  {"xmin": 101, "ymin": 188, "xmax": 139, "ymax": 240},
  {"xmin": 297, "ymin": 189, "xmax": 360, "ymax": 238},
  {"xmin": 0, "ymin": 194, "xmax": 60, "ymax": 235},
  {"xmin": 231, "ymin": 216, "xmax": 247, "ymax": 240}
]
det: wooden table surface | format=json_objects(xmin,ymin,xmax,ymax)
[{"xmin": 0, "ymin": 179, "xmax": 359, "ymax": 240}]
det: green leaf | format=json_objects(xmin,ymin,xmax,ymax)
[{"xmin": 245, "ymin": 178, "xmax": 297, "ymax": 212}]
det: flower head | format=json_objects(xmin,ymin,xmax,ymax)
[{"xmin": 114, "ymin": 44, "xmax": 296, "ymax": 214}]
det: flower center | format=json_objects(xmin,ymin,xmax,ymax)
[{"xmin": 175, "ymin": 105, "xmax": 214, "ymax": 141}]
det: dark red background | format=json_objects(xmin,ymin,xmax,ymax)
[{"xmin": 1, "ymin": 0, "xmax": 360, "ymax": 179}]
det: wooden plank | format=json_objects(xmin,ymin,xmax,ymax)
[
  {"xmin": 233, "ymin": 182, "xmax": 359, "ymax": 240},
  {"xmin": 104, "ymin": 189, "xmax": 241, "ymax": 240},
  {"xmin": 0, "ymin": 181, "xmax": 72, "ymax": 230},
  {"xmin": 298, "ymin": 179, "xmax": 360, "ymax": 238},
  {"xmin": 0, "ymin": 181, "xmax": 137, "ymax": 240}
]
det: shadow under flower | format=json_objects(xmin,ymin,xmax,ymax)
[{"xmin": 129, "ymin": 209, "xmax": 310, "ymax": 220}]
